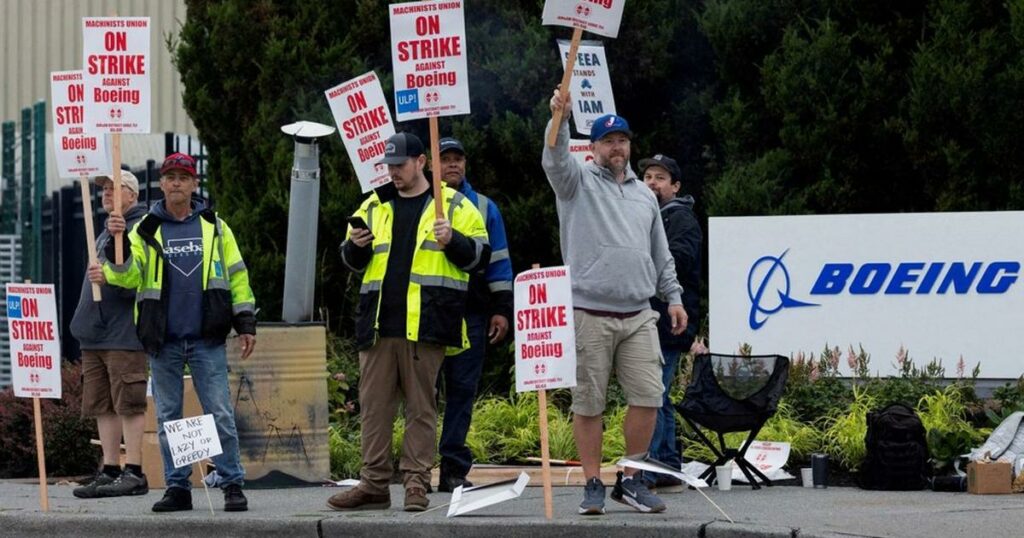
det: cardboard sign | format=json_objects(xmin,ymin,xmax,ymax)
[
  {"xmin": 325, "ymin": 71, "xmax": 396, "ymax": 192},
  {"xmin": 163, "ymin": 414, "xmax": 223, "ymax": 469},
  {"xmin": 82, "ymin": 17, "xmax": 151, "ymax": 133},
  {"xmin": 6, "ymin": 284, "xmax": 62, "ymax": 399},
  {"xmin": 389, "ymin": 1, "xmax": 470, "ymax": 121},
  {"xmin": 557, "ymin": 40, "xmax": 616, "ymax": 136},
  {"xmin": 514, "ymin": 266, "xmax": 576, "ymax": 392},
  {"xmin": 542, "ymin": 0, "xmax": 627, "ymax": 39},
  {"xmin": 50, "ymin": 71, "xmax": 110, "ymax": 178},
  {"xmin": 569, "ymin": 139, "xmax": 594, "ymax": 167}
]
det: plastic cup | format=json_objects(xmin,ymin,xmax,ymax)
[
  {"xmin": 716, "ymin": 464, "xmax": 733, "ymax": 491},
  {"xmin": 801, "ymin": 467, "xmax": 813, "ymax": 488}
]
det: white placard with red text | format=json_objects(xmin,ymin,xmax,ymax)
[
  {"xmin": 558, "ymin": 40, "xmax": 616, "ymax": 136},
  {"xmin": 542, "ymin": 0, "xmax": 627, "ymax": 39},
  {"xmin": 514, "ymin": 266, "xmax": 576, "ymax": 392},
  {"xmin": 6, "ymin": 284, "xmax": 62, "ymax": 399},
  {"xmin": 569, "ymin": 139, "xmax": 594, "ymax": 167},
  {"xmin": 51, "ymin": 71, "xmax": 110, "ymax": 178},
  {"xmin": 389, "ymin": 1, "xmax": 470, "ymax": 121},
  {"xmin": 326, "ymin": 71, "xmax": 396, "ymax": 192},
  {"xmin": 82, "ymin": 17, "xmax": 151, "ymax": 133}
]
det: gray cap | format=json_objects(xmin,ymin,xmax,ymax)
[
  {"xmin": 94, "ymin": 170, "xmax": 140, "ymax": 193},
  {"xmin": 377, "ymin": 132, "xmax": 425, "ymax": 165}
]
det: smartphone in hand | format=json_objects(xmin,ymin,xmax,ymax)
[{"xmin": 346, "ymin": 216, "xmax": 369, "ymax": 230}]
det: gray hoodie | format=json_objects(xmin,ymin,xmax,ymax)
[
  {"xmin": 542, "ymin": 120, "xmax": 682, "ymax": 312},
  {"xmin": 69, "ymin": 203, "xmax": 148, "ymax": 350}
]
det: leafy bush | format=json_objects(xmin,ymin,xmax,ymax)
[
  {"xmin": 917, "ymin": 385, "xmax": 987, "ymax": 472},
  {"xmin": 820, "ymin": 388, "xmax": 877, "ymax": 471},
  {"xmin": 328, "ymin": 422, "xmax": 361, "ymax": 479},
  {"xmin": 0, "ymin": 363, "xmax": 98, "ymax": 478}
]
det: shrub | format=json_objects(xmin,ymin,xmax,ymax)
[
  {"xmin": 820, "ymin": 388, "xmax": 877, "ymax": 471},
  {"xmin": 328, "ymin": 422, "xmax": 361, "ymax": 479},
  {"xmin": 917, "ymin": 385, "xmax": 987, "ymax": 472}
]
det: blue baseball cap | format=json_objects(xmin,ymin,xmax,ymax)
[{"xmin": 589, "ymin": 114, "xmax": 632, "ymax": 142}]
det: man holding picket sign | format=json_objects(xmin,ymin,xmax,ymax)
[
  {"xmin": 542, "ymin": 94, "xmax": 688, "ymax": 514},
  {"xmin": 331, "ymin": 132, "xmax": 489, "ymax": 512}
]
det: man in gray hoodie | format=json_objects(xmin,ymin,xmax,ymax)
[
  {"xmin": 70, "ymin": 170, "xmax": 150, "ymax": 498},
  {"xmin": 543, "ymin": 89, "xmax": 687, "ymax": 516}
]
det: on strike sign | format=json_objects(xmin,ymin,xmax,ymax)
[
  {"xmin": 569, "ymin": 139, "xmax": 594, "ymax": 167},
  {"xmin": 325, "ymin": 71, "xmax": 396, "ymax": 192},
  {"xmin": 542, "ymin": 0, "xmax": 627, "ymax": 39},
  {"xmin": 514, "ymin": 266, "xmax": 576, "ymax": 392},
  {"xmin": 82, "ymin": 17, "xmax": 151, "ymax": 133},
  {"xmin": 389, "ymin": 1, "xmax": 470, "ymax": 121},
  {"xmin": 557, "ymin": 40, "xmax": 616, "ymax": 137},
  {"xmin": 6, "ymin": 284, "xmax": 62, "ymax": 399},
  {"xmin": 50, "ymin": 70, "xmax": 110, "ymax": 178}
]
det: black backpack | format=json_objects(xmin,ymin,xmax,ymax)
[{"xmin": 858, "ymin": 403, "xmax": 931, "ymax": 490}]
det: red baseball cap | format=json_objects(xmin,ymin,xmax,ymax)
[{"xmin": 160, "ymin": 152, "xmax": 197, "ymax": 176}]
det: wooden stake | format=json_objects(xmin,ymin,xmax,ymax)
[
  {"xmin": 197, "ymin": 462, "xmax": 215, "ymax": 516},
  {"xmin": 79, "ymin": 177, "xmax": 101, "ymax": 301},
  {"xmin": 111, "ymin": 133, "xmax": 124, "ymax": 264},
  {"xmin": 547, "ymin": 27, "xmax": 584, "ymax": 147},
  {"xmin": 429, "ymin": 116, "xmax": 443, "ymax": 219},
  {"xmin": 33, "ymin": 396, "xmax": 49, "ymax": 512},
  {"xmin": 537, "ymin": 388, "xmax": 554, "ymax": 520}
]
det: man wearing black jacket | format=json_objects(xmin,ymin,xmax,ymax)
[{"xmin": 639, "ymin": 154, "xmax": 702, "ymax": 490}]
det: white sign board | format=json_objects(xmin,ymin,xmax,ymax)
[
  {"xmin": 569, "ymin": 139, "xmax": 594, "ymax": 167},
  {"xmin": 82, "ymin": 17, "xmax": 151, "ymax": 133},
  {"xmin": 558, "ymin": 40, "xmax": 616, "ymax": 136},
  {"xmin": 325, "ymin": 71, "xmax": 396, "ymax": 192},
  {"xmin": 447, "ymin": 472, "xmax": 530, "ymax": 517},
  {"xmin": 6, "ymin": 284, "xmax": 62, "ymax": 399},
  {"xmin": 163, "ymin": 414, "xmax": 223, "ymax": 469},
  {"xmin": 389, "ymin": 1, "xmax": 470, "ymax": 121},
  {"xmin": 542, "ymin": 0, "xmax": 627, "ymax": 39},
  {"xmin": 514, "ymin": 266, "xmax": 576, "ymax": 392},
  {"xmin": 710, "ymin": 212, "xmax": 1024, "ymax": 378},
  {"xmin": 50, "ymin": 71, "xmax": 110, "ymax": 178}
]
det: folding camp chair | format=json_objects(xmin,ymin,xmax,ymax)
[{"xmin": 675, "ymin": 353, "xmax": 789, "ymax": 489}]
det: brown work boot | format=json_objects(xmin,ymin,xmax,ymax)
[
  {"xmin": 403, "ymin": 487, "xmax": 429, "ymax": 512},
  {"xmin": 326, "ymin": 487, "xmax": 391, "ymax": 511}
]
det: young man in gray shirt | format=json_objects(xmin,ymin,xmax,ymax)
[{"xmin": 543, "ymin": 88, "xmax": 687, "ymax": 515}]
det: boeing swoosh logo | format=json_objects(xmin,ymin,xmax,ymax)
[{"xmin": 747, "ymin": 249, "xmax": 818, "ymax": 330}]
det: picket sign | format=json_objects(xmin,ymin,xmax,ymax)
[
  {"xmin": 164, "ymin": 415, "xmax": 223, "ymax": 516},
  {"xmin": 389, "ymin": 1, "xmax": 471, "ymax": 219},
  {"xmin": 514, "ymin": 263, "xmax": 578, "ymax": 519},
  {"xmin": 50, "ymin": 70, "xmax": 107, "ymax": 301},
  {"xmin": 82, "ymin": 15, "xmax": 151, "ymax": 264},
  {"xmin": 542, "ymin": 0, "xmax": 627, "ymax": 146}
]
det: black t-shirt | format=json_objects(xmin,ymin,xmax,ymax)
[{"xmin": 378, "ymin": 190, "xmax": 430, "ymax": 338}]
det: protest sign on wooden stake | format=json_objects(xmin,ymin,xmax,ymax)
[
  {"xmin": 164, "ymin": 415, "xmax": 223, "ymax": 515},
  {"xmin": 325, "ymin": 71, "xmax": 396, "ymax": 193}
]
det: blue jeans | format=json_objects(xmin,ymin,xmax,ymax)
[
  {"xmin": 437, "ymin": 313, "xmax": 487, "ymax": 478},
  {"xmin": 646, "ymin": 348, "xmax": 682, "ymax": 479},
  {"xmin": 150, "ymin": 339, "xmax": 244, "ymax": 490}
]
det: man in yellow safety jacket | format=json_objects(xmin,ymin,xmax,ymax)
[{"xmin": 327, "ymin": 132, "xmax": 489, "ymax": 513}]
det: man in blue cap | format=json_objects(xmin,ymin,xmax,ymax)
[
  {"xmin": 543, "ymin": 88, "xmax": 688, "ymax": 516},
  {"xmin": 434, "ymin": 136, "xmax": 514, "ymax": 492}
]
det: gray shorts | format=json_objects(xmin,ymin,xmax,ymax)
[{"xmin": 570, "ymin": 309, "xmax": 664, "ymax": 416}]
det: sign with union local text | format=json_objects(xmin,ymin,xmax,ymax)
[
  {"xmin": 163, "ymin": 414, "xmax": 223, "ymax": 469},
  {"xmin": 543, "ymin": 0, "xmax": 627, "ymax": 39},
  {"xmin": 82, "ymin": 17, "xmax": 151, "ymax": 133},
  {"xmin": 50, "ymin": 70, "xmax": 110, "ymax": 178},
  {"xmin": 558, "ymin": 40, "xmax": 616, "ymax": 137},
  {"xmin": 709, "ymin": 212, "xmax": 1024, "ymax": 378},
  {"xmin": 6, "ymin": 284, "xmax": 62, "ymax": 399},
  {"xmin": 325, "ymin": 71, "xmax": 396, "ymax": 192},
  {"xmin": 515, "ymin": 266, "xmax": 576, "ymax": 392},
  {"xmin": 389, "ymin": 1, "xmax": 470, "ymax": 121}
]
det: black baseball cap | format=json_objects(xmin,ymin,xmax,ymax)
[
  {"xmin": 439, "ymin": 137, "xmax": 466, "ymax": 155},
  {"xmin": 377, "ymin": 132, "xmax": 425, "ymax": 165},
  {"xmin": 638, "ymin": 154, "xmax": 682, "ymax": 183}
]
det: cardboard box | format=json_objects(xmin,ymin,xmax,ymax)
[
  {"xmin": 967, "ymin": 461, "xmax": 1012, "ymax": 494},
  {"xmin": 142, "ymin": 375, "xmax": 205, "ymax": 488},
  {"xmin": 144, "ymin": 375, "xmax": 204, "ymax": 433}
]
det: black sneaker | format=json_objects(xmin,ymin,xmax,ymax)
[
  {"xmin": 437, "ymin": 475, "xmax": 473, "ymax": 493},
  {"xmin": 611, "ymin": 471, "xmax": 666, "ymax": 513},
  {"xmin": 223, "ymin": 484, "xmax": 248, "ymax": 512},
  {"xmin": 73, "ymin": 471, "xmax": 118, "ymax": 499},
  {"xmin": 152, "ymin": 487, "xmax": 193, "ymax": 512},
  {"xmin": 96, "ymin": 468, "xmax": 149, "ymax": 497},
  {"xmin": 578, "ymin": 477, "xmax": 606, "ymax": 515}
]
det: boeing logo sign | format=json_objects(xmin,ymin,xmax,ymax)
[{"xmin": 746, "ymin": 250, "xmax": 1020, "ymax": 330}]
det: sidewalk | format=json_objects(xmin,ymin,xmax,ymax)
[{"xmin": 1, "ymin": 479, "xmax": 1022, "ymax": 537}]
